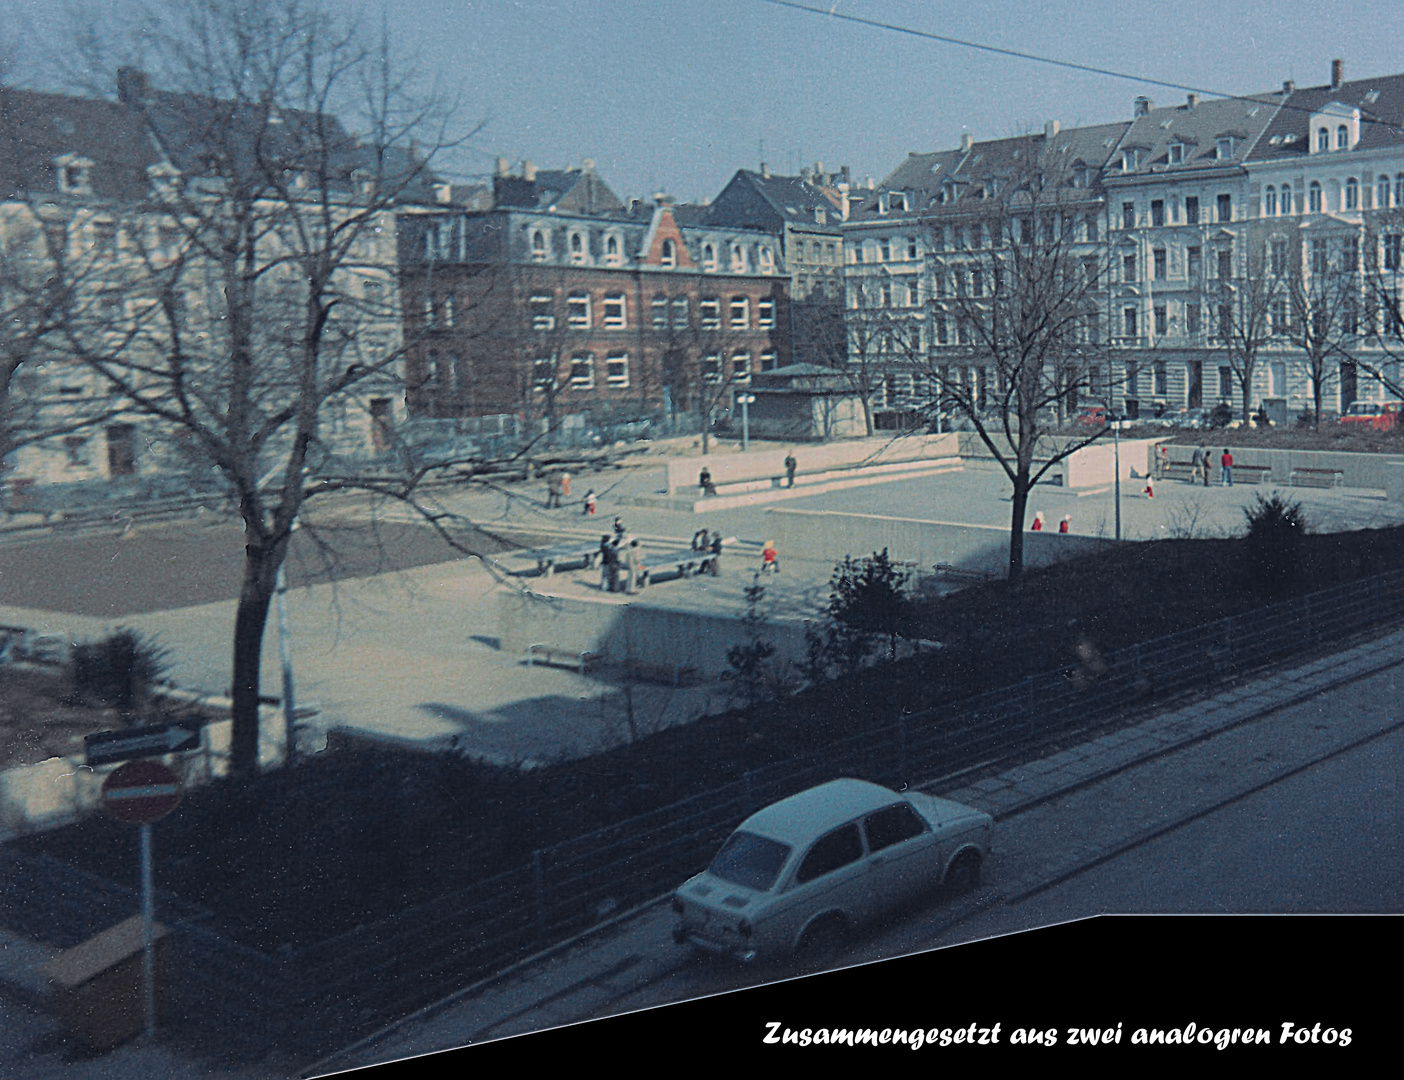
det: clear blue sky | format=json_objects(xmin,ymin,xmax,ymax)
[{"xmin": 9, "ymin": 0, "xmax": 1404, "ymax": 202}]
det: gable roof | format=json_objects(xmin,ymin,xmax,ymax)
[
  {"xmin": 1107, "ymin": 93, "xmax": 1283, "ymax": 177},
  {"xmin": 1249, "ymin": 71, "xmax": 1404, "ymax": 160},
  {"xmin": 705, "ymin": 169, "xmax": 842, "ymax": 230},
  {"xmin": 493, "ymin": 167, "xmax": 625, "ymax": 215}
]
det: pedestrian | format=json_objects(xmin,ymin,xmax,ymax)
[
  {"xmin": 603, "ymin": 538, "xmax": 620, "ymax": 592},
  {"xmin": 598, "ymin": 536, "xmax": 612, "ymax": 590},
  {"xmin": 1058, "ymin": 515, "xmax": 1070, "ymax": 534},
  {"xmin": 699, "ymin": 467, "xmax": 716, "ymax": 497},
  {"xmin": 1031, "ymin": 511, "xmax": 1044, "ymax": 531},
  {"xmin": 1143, "ymin": 474, "xmax": 1155, "ymax": 499},
  {"xmin": 706, "ymin": 531, "xmax": 723, "ymax": 575},
  {"xmin": 613, "ymin": 515, "xmax": 626, "ymax": 542},
  {"xmin": 692, "ymin": 528, "xmax": 709, "ymax": 552},
  {"xmin": 1190, "ymin": 444, "xmax": 1206, "ymax": 485},
  {"xmin": 1155, "ymin": 445, "xmax": 1167, "ymax": 480},
  {"xmin": 560, "ymin": 472, "xmax": 571, "ymax": 500},
  {"xmin": 583, "ymin": 489, "xmax": 597, "ymax": 516},
  {"xmin": 784, "ymin": 452, "xmax": 798, "ymax": 489},
  {"xmin": 1199, "ymin": 444, "xmax": 1212, "ymax": 487},
  {"xmin": 545, "ymin": 473, "xmax": 561, "ymax": 509},
  {"xmin": 1221, "ymin": 448, "xmax": 1234, "ymax": 486},
  {"xmin": 623, "ymin": 539, "xmax": 640, "ymax": 594},
  {"xmin": 761, "ymin": 539, "xmax": 779, "ymax": 573}
]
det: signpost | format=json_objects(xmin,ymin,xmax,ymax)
[
  {"xmin": 100, "ymin": 760, "xmax": 183, "ymax": 1038},
  {"xmin": 85, "ymin": 721, "xmax": 202, "ymax": 768}
]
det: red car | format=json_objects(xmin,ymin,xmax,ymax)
[
  {"xmin": 1340, "ymin": 401, "xmax": 1404, "ymax": 431},
  {"xmin": 1077, "ymin": 406, "xmax": 1111, "ymax": 427}
]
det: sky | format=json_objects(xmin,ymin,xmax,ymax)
[{"xmin": 5, "ymin": 0, "xmax": 1404, "ymax": 203}]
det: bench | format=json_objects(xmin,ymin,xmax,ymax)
[
  {"xmin": 1235, "ymin": 465, "xmax": 1272, "ymax": 485},
  {"xmin": 1163, "ymin": 462, "xmax": 1200, "ymax": 482},
  {"xmin": 1289, "ymin": 467, "xmax": 1344, "ymax": 489},
  {"xmin": 525, "ymin": 644, "xmax": 601, "ymax": 674}
]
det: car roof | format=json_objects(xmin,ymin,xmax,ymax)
[{"xmin": 737, "ymin": 779, "xmax": 903, "ymax": 845}]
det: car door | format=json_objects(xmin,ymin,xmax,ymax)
[
  {"xmin": 773, "ymin": 822, "xmax": 871, "ymax": 941},
  {"xmin": 862, "ymin": 802, "xmax": 939, "ymax": 908}
]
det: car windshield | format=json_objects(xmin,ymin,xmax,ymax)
[
  {"xmin": 708, "ymin": 831, "xmax": 792, "ymax": 891},
  {"xmin": 1347, "ymin": 403, "xmax": 1379, "ymax": 415}
]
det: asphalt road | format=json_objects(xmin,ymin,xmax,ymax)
[{"xmin": 0, "ymin": 516, "xmax": 519, "ymax": 617}]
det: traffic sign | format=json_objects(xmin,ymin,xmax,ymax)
[
  {"xmin": 85, "ymin": 721, "xmax": 202, "ymax": 767},
  {"xmin": 101, "ymin": 760, "xmax": 183, "ymax": 824}
]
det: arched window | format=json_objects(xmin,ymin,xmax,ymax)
[
  {"xmin": 1346, "ymin": 177, "xmax": 1359, "ymax": 210},
  {"xmin": 1280, "ymin": 183, "xmax": 1291, "ymax": 215},
  {"xmin": 1317, "ymin": 128, "xmax": 1330, "ymax": 152},
  {"xmin": 531, "ymin": 230, "xmax": 547, "ymax": 259},
  {"xmin": 660, "ymin": 238, "xmax": 676, "ymax": 268},
  {"xmin": 702, "ymin": 243, "xmax": 716, "ymax": 271},
  {"xmin": 1337, "ymin": 125, "xmax": 1349, "ymax": 150},
  {"xmin": 1309, "ymin": 181, "xmax": 1322, "ymax": 214},
  {"xmin": 605, "ymin": 235, "xmax": 620, "ymax": 264},
  {"xmin": 1264, "ymin": 186, "xmax": 1276, "ymax": 216},
  {"xmin": 1380, "ymin": 176, "xmax": 1392, "ymax": 209},
  {"xmin": 1397, "ymin": 174, "xmax": 1404, "ymax": 207},
  {"xmin": 570, "ymin": 231, "xmax": 585, "ymax": 264}
]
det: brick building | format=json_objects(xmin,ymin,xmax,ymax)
[{"xmin": 397, "ymin": 161, "xmax": 791, "ymax": 439}]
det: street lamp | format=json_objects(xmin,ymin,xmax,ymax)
[
  {"xmin": 737, "ymin": 393, "xmax": 756, "ymax": 452},
  {"xmin": 1107, "ymin": 412, "xmax": 1122, "ymax": 541}
]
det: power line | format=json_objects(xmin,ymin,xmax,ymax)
[{"xmin": 754, "ymin": 0, "xmax": 1404, "ymax": 135}]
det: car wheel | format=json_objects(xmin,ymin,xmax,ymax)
[
  {"xmin": 797, "ymin": 914, "xmax": 849, "ymax": 967},
  {"xmin": 945, "ymin": 850, "xmax": 982, "ymax": 892}
]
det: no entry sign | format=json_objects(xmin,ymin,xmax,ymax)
[{"xmin": 101, "ymin": 760, "xmax": 183, "ymax": 824}]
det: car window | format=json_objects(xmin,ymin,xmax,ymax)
[
  {"xmin": 708, "ymin": 831, "xmax": 792, "ymax": 891},
  {"xmin": 863, "ymin": 803, "xmax": 928, "ymax": 853},
  {"xmin": 795, "ymin": 823, "xmax": 864, "ymax": 884}
]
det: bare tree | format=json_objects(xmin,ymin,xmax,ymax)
[
  {"xmin": 1216, "ymin": 238, "xmax": 1282, "ymax": 423},
  {"xmin": 1354, "ymin": 216, "xmax": 1404, "ymax": 399},
  {"xmin": 911, "ymin": 158, "xmax": 1112, "ymax": 586},
  {"xmin": 62, "ymin": 0, "xmax": 476, "ymax": 777},
  {"xmin": 657, "ymin": 293, "xmax": 735, "ymax": 455},
  {"xmin": 1287, "ymin": 232, "xmax": 1359, "ymax": 426}
]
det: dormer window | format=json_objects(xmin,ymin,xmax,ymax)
[
  {"xmin": 55, "ymin": 154, "xmax": 94, "ymax": 195},
  {"xmin": 1337, "ymin": 125, "xmax": 1349, "ymax": 150},
  {"xmin": 889, "ymin": 191, "xmax": 907, "ymax": 212},
  {"xmin": 531, "ymin": 229, "xmax": 548, "ymax": 260},
  {"xmin": 1168, "ymin": 143, "xmax": 1184, "ymax": 165},
  {"xmin": 730, "ymin": 244, "xmax": 746, "ymax": 272},
  {"xmin": 702, "ymin": 243, "xmax": 717, "ymax": 272},
  {"xmin": 605, "ymin": 234, "xmax": 621, "ymax": 266},
  {"xmin": 1317, "ymin": 128, "xmax": 1330, "ymax": 152},
  {"xmin": 660, "ymin": 238, "xmax": 676, "ymax": 268},
  {"xmin": 1216, "ymin": 137, "xmax": 1234, "ymax": 159},
  {"xmin": 569, "ymin": 231, "xmax": 586, "ymax": 265},
  {"xmin": 759, "ymin": 246, "xmax": 774, "ymax": 273},
  {"xmin": 813, "ymin": 206, "xmax": 827, "ymax": 224}
]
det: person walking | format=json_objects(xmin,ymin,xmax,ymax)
[
  {"xmin": 1058, "ymin": 515, "xmax": 1070, "ymax": 534},
  {"xmin": 1200, "ymin": 444, "xmax": 1212, "ymax": 487},
  {"xmin": 583, "ymin": 489, "xmax": 597, "ymax": 516},
  {"xmin": 706, "ymin": 531, "xmax": 723, "ymax": 575},
  {"xmin": 1191, "ymin": 444, "xmax": 1205, "ymax": 486},
  {"xmin": 602, "ymin": 537, "xmax": 620, "ymax": 592},
  {"xmin": 699, "ymin": 467, "xmax": 716, "ymax": 497},
  {"xmin": 545, "ymin": 473, "xmax": 561, "ymax": 509},
  {"xmin": 613, "ymin": 515, "xmax": 627, "ymax": 542},
  {"xmin": 1031, "ymin": 511, "xmax": 1045, "ymax": 531},
  {"xmin": 784, "ymin": 452, "xmax": 798, "ymax": 489},
  {"xmin": 598, "ymin": 536, "xmax": 612, "ymax": 590},
  {"xmin": 1221, "ymin": 448, "xmax": 1234, "ymax": 487},
  {"xmin": 761, "ymin": 539, "xmax": 779, "ymax": 573},
  {"xmin": 559, "ymin": 472, "xmax": 571, "ymax": 501}
]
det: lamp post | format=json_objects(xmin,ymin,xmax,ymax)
[
  {"xmin": 737, "ymin": 393, "xmax": 756, "ymax": 452},
  {"xmin": 1108, "ymin": 412, "xmax": 1122, "ymax": 541}
]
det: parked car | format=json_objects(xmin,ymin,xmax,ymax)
[
  {"xmin": 671, "ymin": 778, "xmax": 992, "ymax": 963},
  {"xmin": 1173, "ymin": 407, "xmax": 1211, "ymax": 430},
  {"xmin": 1339, "ymin": 400, "xmax": 1404, "ymax": 431},
  {"xmin": 1077, "ymin": 405, "xmax": 1111, "ymax": 428}
]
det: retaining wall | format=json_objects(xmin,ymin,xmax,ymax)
[
  {"xmin": 765, "ymin": 507, "xmax": 1113, "ymax": 574},
  {"xmin": 1158, "ymin": 443, "xmax": 1404, "ymax": 491},
  {"xmin": 664, "ymin": 433, "xmax": 960, "ymax": 494}
]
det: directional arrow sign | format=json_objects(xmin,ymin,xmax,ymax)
[
  {"xmin": 101, "ymin": 760, "xmax": 183, "ymax": 824},
  {"xmin": 85, "ymin": 721, "xmax": 202, "ymax": 767}
]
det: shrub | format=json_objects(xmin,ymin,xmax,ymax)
[
  {"xmin": 70, "ymin": 628, "xmax": 172, "ymax": 719},
  {"xmin": 1241, "ymin": 492, "xmax": 1307, "ymax": 593}
]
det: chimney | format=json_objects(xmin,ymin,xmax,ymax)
[
  {"xmin": 582, "ymin": 158, "xmax": 595, "ymax": 174},
  {"xmin": 1186, "ymin": 92, "xmax": 1199, "ymax": 108},
  {"xmin": 116, "ymin": 67, "xmax": 150, "ymax": 106},
  {"xmin": 840, "ymin": 165, "xmax": 850, "ymax": 183},
  {"xmin": 760, "ymin": 161, "xmax": 770, "ymax": 178},
  {"xmin": 1282, "ymin": 79, "xmax": 1295, "ymax": 94},
  {"xmin": 1044, "ymin": 119, "xmax": 1060, "ymax": 139},
  {"xmin": 866, "ymin": 177, "xmax": 874, "ymax": 191},
  {"xmin": 959, "ymin": 132, "xmax": 973, "ymax": 153},
  {"xmin": 1331, "ymin": 59, "xmax": 1344, "ymax": 88},
  {"xmin": 814, "ymin": 161, "xmax": 824, "ymax": 179},
  {"xmin": 1134, "ymin": 96, "xmax": 1152, "ymax": 117},
  {"xmin": 495, "ymin": 157, "xmax": 509, "ymax": 177},
  {"xmin": 522, "ymin": 160, "xmax": 537, "ymax": 182}
]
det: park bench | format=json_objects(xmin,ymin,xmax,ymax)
[
  {"xmin": 525, "ymin": 644, "xmax": 601, "ymax": 675},
  {"xmin": 1289, "ymin": 467, "xmax": 1344, "ymax": 489},
  {"xmin": 1163, "ymin": 462, "xmax": 1200, "ymax": 482},
  {"xmin": 1234, "ymin": 464, "xmax": 1272, "ymax": 484}
]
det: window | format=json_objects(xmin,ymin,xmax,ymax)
[
  {"xmin": 1153, "ymin": 248, "xmax": 1166, "ymax": 280},
  {"xmin": 1217, "ymin": 249, "xmax": 1233, "ymax": 280},
  {"xmin": 700, "ymin": 298, "xmax": 721, "ymax": 330},
  {"xmin": 1271, "ymin": 239, "xmax": 1288, "ymax": 276},
  {"xmin": 759, "ymin": 246, "xmax": 775, "ymax": 273},
  {"xmin": 970, "ymin": 269, "xmax": 983, "ymax": 297},
  {"xmin": 863, "ymin": 804, "xmax": 927, "ymax": 853},
  {"xmin": 570, "ymin": 354, "xmax": 594, "ymax": 388},
  {"xmin": 729, "ymin": 296, "xmax": 749, "ymax": 329},
  {"xmin": 907, "ymin": 236, "xmax": 918, "ymax": 260},
  {"xmin": 1217, "ymin": 194, "xmax": 1232, "ymax": 222},
  {"xmin": 1086, "ymin": 312, "xmax": 1099, "ymax": 344},
  {"xmin": 1218, "ymin": 366, "xmax": 1234, "ymax": 399},
  {"xmin": 880, "ymin": 282, "xmax": 892, "ymax": 307},
  {"xmin": 757, "ymin": 299, "xmax": 775, "ymax": 329},
  {"xmin": 1317, "ymin": 128, "xmax": 1330, "ymax": 153},
  {"xmin": 672, "ymin": 296, "xmax": 690, "ymax": 330},
  {"xmin": 702, "ymin": 243, "xmax": 717, "ymax": 272},
  {"xmin": 1084, "ymin": 215, "xmax": 1099, "ymax": 241},
  {"xmin": 567, "ymin": 293, "xmax": 591, "ymax": 329},
  {"xmin": 1386, "ymin": 234, "xmax": 1402, "ymax": 271},
  {"xmin": 1155, "ymin": 304, "xmax": 1167, "ymax": 336},
  {"xmin": 1168, "ymin": 143, "xmax": 1184, "ymax": 165},
  {"xmin": 531, "ymin": 229, "xmax": 548, "ymax": 260},
  {"xmin": 1151, "ymin": 200, "xmax": 1165, "ymax": 227},
  {"xmin": 1280, "ymin": 184, "xmax": 1292, "ymax": 214},
  {"xmin": 1153, "ymin": 361, "xmax": 1167, "ymax": 397},
  {"xmin": 602, "ymin": 294, "xmax": 626, "ymax": 329},
  {"xmin": 795, "ymin": 824, "xmax": 864, "ymax": 885},
  {"xmin": 605, "ymin": 234, "xmax": 621, "ymax": 265},
  {"xmin": 92, "ymin": 221, "xmax": 117, "ymax": 255},
  {"xmin": 907, "ymin": 280, "xmax": 920, "ymax": 306},
  {"xmin": 1312, "ymin": 239, "xmax": 1328, "ymax": 275},
  {"xmin": 1309, "ymin": 182, "xmax": 1322, "ymax": 214},
  {"xmin": 661, "ymin": 238, "xmax": 676, "ymax": 268},
  {"xmin": 1122, "ymin": 202, "xmax": 1135, "ymax": 230},
  {"xmin": 1123, "ymin": 307, "xmax": 1138, "ymax": 339},
  {"xmin": 1343, "ymin": 237, "xmax": 1359, "ymax": 272},
  {"xmin": 760, "ymin": 350, "xmax": 778, "ymax": 371},
  {"xmin": 936, "ymin": 314, "xmax": 949, "ymax": 345},
  {"xmin": 852, "ymin": 243, "xmax": 863, "ymax": 264},
  {"xmin": 425, "ymin": 349, "xmax": 441, "ymax": 385},
  {"xmin": 1346, "ymin": 177, "xmax": 1359, "ymax": 210},
  {"xmin": 1217, "ymin": 137, "xmax": 1233, "ymax": 160},
  {"xmin": 702, "ymin": 353, "xmax": 723, "ymax": 384},
  {"xmin": 422, "ymin": 295, "xmax": 435, "ymax": 326},
  {"xmin": 732, "ymin": 352, "xmax": 751, "ymax": 382},
  {"xmin": 569, "ymin": 231, "xmax": 586, "ymax": 264},
  {"xmin": 442, "ymin": 295, "xmax": 455, "ymax": 328},
  {"xmin": 606, "ymin": 353, "xmax": 629, "ymax": 387},
  {"xmin": 1188, "ymin": 246, "xmax": 1202, "ymax": 280},
  {"xmin": 889, "ymin": 191, "xmax": 907, "ymax": 212},
  {"xmin": 1273, "ymin": 299, "xmax": 1290, "ymax": 335},
  {"xmin": 880, "ymin": 238, "xmax": 891, "ymax": 262},
  {"xmin": 1185, "ymin": 197, "xmax": 1200, "ymax": 225},
  {"xmin": 652, "ymin": 294, "xmax": 668, "ymax": 329},
  {"xmin": 1398, "ymin": 174, "xmax": 1404, "ymax": 207},
  {"xmin": 1264, "ymin": 187, "xmax": 1276, "ymax": 216},
  {"xmin": 1218, "ymin": 304, "xmax": 1233, "ymax": 343},
  {"xmin": 730, "ymin": 244, "xmax": 746, "ymax": 271},
  {"xmin": 1337, "ymin": 125, "xmax": 1349, "ymax": 150},
  {"xmin": 1123, "ymin": 253, "xmax": 1137, "ymax": 283},
  {"xmin": 1380, "ymin": 176, "xmax": 1392, "ymax": 209},
  {"xmin": 1186, "ymin": 303, "xmax": 1201, "ymax": 336}
]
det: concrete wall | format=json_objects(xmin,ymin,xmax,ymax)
[
  {"xmin": 1158, "ymin": 443, "xmax": 1404, "ymax": 490},
  {"xmin": 497, "ymin": 591, "xmax": 813, "ymax": 677},
  {"xmin": 664, "ymin": 433, "xmax": 960, "ymax": 494},
  {"xmin": 765, "ymin": 507, "xmax": 1113, "ymax": 574},
  {"xmin": 1065, "ymin": 438, "xmax": 1158, "ymax": 487}
]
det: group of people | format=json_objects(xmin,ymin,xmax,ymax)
[
  {"xmin": 1189, "ymin": 445, "xmax": 1235, "ymax": 487},
  {"xmin": 691, "ymin": 529, "xmax": 724, "ymax": 575},
  {"xmin": 1030, "ymin": 512, "xmax": 1070, "ymax": 533},
  {"xmin": 600, "ymin": 525, "xmax": 645, "ymax": 594},
  {"xmin": 697, "ymin": 452, "xmax": 800, "ymax": 499}
]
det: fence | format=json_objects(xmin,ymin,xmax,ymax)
[{"xmin": 4, "ymin": 566, "xmax": 1404, "ymax": 1056}]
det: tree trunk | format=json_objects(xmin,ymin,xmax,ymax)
[
  {"xmin": 862, "ymin": 396, "xmax": 874, "ymax": 437},
  {"xmin": 1008, "ymin": 472, "xmax": 1030, "ymax": 589},
  {"xmin": 230, "ymin": 543, "xmax": 279, "ymax": 778}
]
